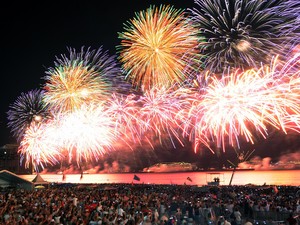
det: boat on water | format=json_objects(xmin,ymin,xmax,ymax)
[
  {"xmin": 142, "ymin": 162, "xmax": 254, "ymax": 173},
  {"xmin": 206, "ymin": 172, "xmax": 225, "ymax": 186},
  {"xmin": 142, "ymin": 162, "xmax": 197, "ymax": 173},
  {"xmin": 208, "ymin": 167, "xmax": 255, "ymax": 172}
]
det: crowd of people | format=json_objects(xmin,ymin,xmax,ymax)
[{"xmin": 0, "ymin": 183, "xmax": 299, "ymax": 225}]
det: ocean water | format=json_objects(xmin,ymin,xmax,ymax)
[{"xmin": 20, "ymin": 169, "xmax": 300, "ymax": 186}]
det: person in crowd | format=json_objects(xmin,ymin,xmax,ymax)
[
  {"xmin": 0, "ymin": 183, "xmax": 299, "ymax": 225},
  {"xmin": 286, "ymin": 213, "xmax": 297, "ymax": 225},
  {"xmin": 233, "ymin": 207, "xmax": 242, "ymax": 225},
  {"xmin": 243, "ymin": 218, "xmax": 253, "ymax": 225},
  {"xmin": 217, "ymin": 216, "xmax": 231, "ymax": 225}
]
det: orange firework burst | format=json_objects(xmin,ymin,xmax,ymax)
[
  {"xmin": 117, "ymin": 4, "xmax": 201, "ymax": 92},
  {"xmin": 44, "ymin": 65, "xmax": 103, "ymax": 113},
  {"xmin": 43, "ymin": 47, "xmax": 118, "ymax": 113}
]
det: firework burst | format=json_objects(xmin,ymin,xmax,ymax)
[
  {"xmin": 137, "ymin": 86, "xmax": 185, "ymax": 148},
  {"xmin": 7, "ymin": 89, "xmax": 50, "ymax": 142},
  {"xmin": 18, "ymin": 120, "xmax": 62, "ymax": 171},
  {"xmin": 54, "ymin": 103, "xmax": 116, "ymax": 165},
  {"xmin": 117, "ymin": 4, "xmax": 201, "ymax": 91},
  {"xmin": 43, "ymin": 47, "xmax": 119, "ymax": 113},
  {"xmin": 105, "ymin": 93, "xmax": 141, "ymax": 146},
  {"xmin": 189, "ymin": 0, "xmax": 300, "ymax": 74},
  {"xmin": 181, "ymin": 56, "xmax": 300, "ymax": 153}
]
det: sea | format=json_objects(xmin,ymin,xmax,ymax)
[{"xmin": 20, "ymin": 169, "xmax": 300, "ymax": 186}]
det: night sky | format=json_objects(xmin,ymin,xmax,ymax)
[
  {"xmin": 0, "ymin": 1, "xmax": 192, "ymax": 144},
  {"xmin": 1, "ymin": 1, "xmax": 300, "ymax": 171}
]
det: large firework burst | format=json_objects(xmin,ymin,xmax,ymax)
[
  {"xmin": 117, "ymin": 4, "xmax": 201, "ymax": 92},
  {"xmin": 53, "ymin": 103, "xmax": 117, "ymax": 165},
  {"xmin": 43, "ymin": 46, "xmax": 120, "ymax": 113},
  {"xmin": 189, "ymin": 0, "xmax": 300, "ymax": 74},
  {"xmin": 180, "ymin": 56, "xmax": 300, "ymax": 153},
  {"xmin": 7, "ymin": 89, "xmax": 50, "ymax": 142}
]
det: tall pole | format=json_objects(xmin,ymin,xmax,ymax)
[
  {"xmin": 229, "ymin": 166, "xmax": 236, "ymax": 186},
  {"xmin": 228, "ymin": 149, "xmax": 255, "ymax": 185}
]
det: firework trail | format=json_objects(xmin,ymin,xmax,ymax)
[
  {"xmin": 7, "ymin": 89, "xmax": 50, "ymax": 142},
  {"xmin": 117, "ymin": 4, "xmax": 201, "ymax": 92},
  {"xmin": 53, "ymin": 46, "xmax": 131, "ymax": 94},
  {"xmin": 137, "ymin": 86, "xmax": 185, "ymax": 148},
  {"xmin": 43, "ymin": 47, "xmax": 119, "ymax": 113},
  {"xmin": 276, "ymin": 53, "xmax": 300, "ymax": 132},
  {"xmin": 180, "ymin": 56, "xmax": 300, "ymax": 153},
  {"xmin": 105, "ymin": 93, "xmax": 141, "ymax": 146},
  {"xmin": 53, "ymin": 46, "xmax": 120, "ymax": 75},
  {"xmin": 189, "ymin": 0, "xmax": 300, "ymax": 74}
]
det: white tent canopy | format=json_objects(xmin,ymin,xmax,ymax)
[{"xmin": 32, "ymin": 173, "xmax": 49, "ymax": 186}]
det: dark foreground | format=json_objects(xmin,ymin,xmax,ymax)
[{"xmin": 0, "ymin": 183, "xmax": 299, "ymax": 225}]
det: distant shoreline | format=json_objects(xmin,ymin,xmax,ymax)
[
  {"xmin": 139, "ymin": 168, "xmax": 255, "ymax": 173},
  {"xmin": 35, "ymin": 167, "xmax": 300, "ymax": 175}
]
